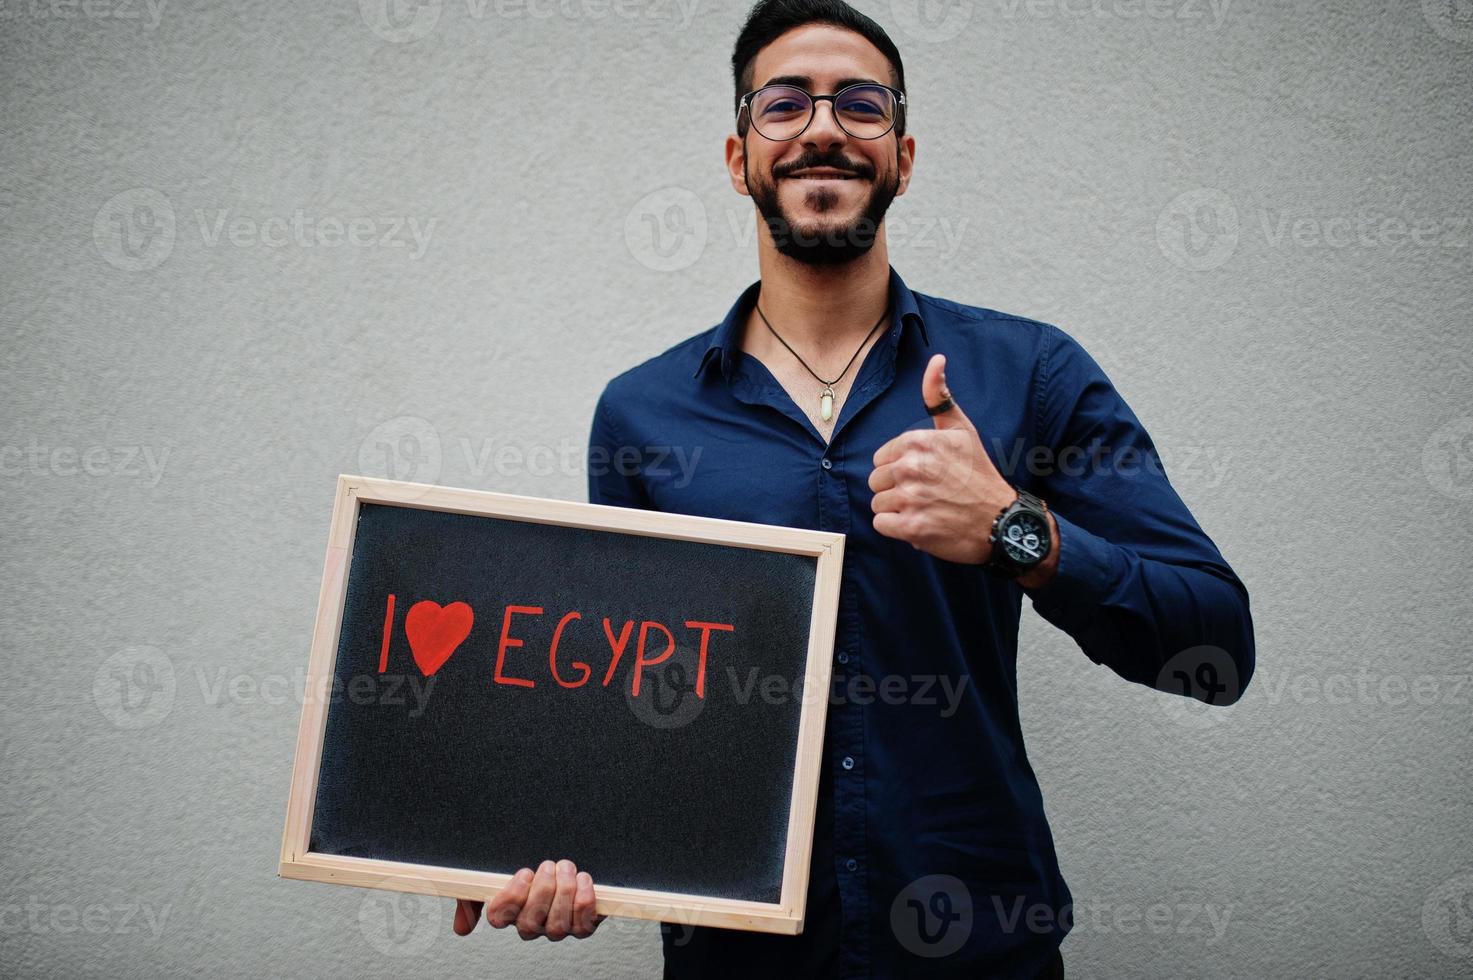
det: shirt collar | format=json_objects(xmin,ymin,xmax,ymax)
[{"xmin": 692, "ymin": 263, "xmax": 929, "ymax": 380}]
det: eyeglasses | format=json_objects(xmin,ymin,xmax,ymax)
[{"xmin": 737, "ymin": 82, "xmax": 905, "ymax": 142}]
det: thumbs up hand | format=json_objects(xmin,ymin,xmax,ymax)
[{"xmin": 869, "ymin": 353, "xmax": 1037, "ymax": 567}]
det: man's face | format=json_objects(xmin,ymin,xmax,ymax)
[{"xmin": 727, "ymin": 24, "xmax": 915, "ymax": 267}]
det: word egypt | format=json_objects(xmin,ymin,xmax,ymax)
[{"xmin": 378, "ymin": 595, "xmax": 736, "ymax": 699}]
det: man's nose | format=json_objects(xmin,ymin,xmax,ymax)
[{"xmin": 802, "ymin": 98, "xmax": 848, "ymax": 148}]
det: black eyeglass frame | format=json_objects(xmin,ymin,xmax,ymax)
[{"xmin": 736, "ymin": 82, "xmax": 907, "ymax": 141}]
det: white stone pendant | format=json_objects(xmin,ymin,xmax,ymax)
[{"xmin": 819, "ymin": 385, "xmax": 835, "ymax": 422}]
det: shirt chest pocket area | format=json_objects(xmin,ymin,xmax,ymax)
[{"xmin": 638, "ymin": 441, "xmax": 819, "ymax": 526}]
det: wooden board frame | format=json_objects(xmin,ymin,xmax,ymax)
[{"xmin": 279, "ymin": 474, "xmax": 844, "ymax": 935}]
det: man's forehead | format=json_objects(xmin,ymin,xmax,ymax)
[{"xmin": 749, "ymin": 25, "xmax": 892, "ymax": 90}]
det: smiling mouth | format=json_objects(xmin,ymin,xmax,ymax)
[{"xmin": 786, "ymin": 170, "xmax": 863, "ymax": 181}]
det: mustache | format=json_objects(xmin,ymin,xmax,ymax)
[{"xmin": 775, "ymin": 155, "xmax": 874, "ymax": 180}]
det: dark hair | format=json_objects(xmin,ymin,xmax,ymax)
[{"xmin": 731, "ymin": 0, "xmax": 907, "ymax": 138}]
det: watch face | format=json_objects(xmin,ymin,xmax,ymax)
[{"xmin": 998, "ymin": 511, "xmax": 1049, "ymax": 565}]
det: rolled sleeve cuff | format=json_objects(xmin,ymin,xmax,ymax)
[{"xmin": 1024, "ymin": 510, "xmax": 1122, "ymax": 617}]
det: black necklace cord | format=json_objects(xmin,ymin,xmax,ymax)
[{"xmin": 755, "ymin": 300, "xmax": 893, "ymax": 387}]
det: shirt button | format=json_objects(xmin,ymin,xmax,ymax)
[
  {"xmin": 841, "ymin": 756, "xmax": 855, "ymax": 770},
  {"xmin": 820, "ymin": 458, "xmax": 832, "ymax": 470},
  {"xmin": 837, "ymin": 652, "xmax": 849, "ymax": 665},
  {"xmin": 845, "ymin": 858, "xmax": 858, "ymax": 872}
]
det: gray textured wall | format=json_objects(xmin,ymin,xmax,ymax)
[{"xmin": 2, "ymin": 1, "xmax": 1470, "ymax": 977}]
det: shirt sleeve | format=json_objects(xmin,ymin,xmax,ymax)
[
  {"xmin": 587, "ymin": 383, "xmax": 654, "ymax": 510},
  {"xmin": 1021, "ymin": 323, "xmax": 1255, "ymax": 703}
]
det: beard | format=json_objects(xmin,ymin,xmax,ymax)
[{"xmin": 745, "ymin": 147, "xmax": 901, "ymax": 268}]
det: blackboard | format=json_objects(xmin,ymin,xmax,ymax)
[{"xmin": 280, "ymin": 476, "xmax": 844, "ymax": 935}]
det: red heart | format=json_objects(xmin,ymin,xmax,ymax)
[{"xmin": 404, "ymin": 600, "xmax": 474, "ymax": 677}]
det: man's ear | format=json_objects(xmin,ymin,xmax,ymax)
[
  {"xmin": 896, "ymin": 133, "xmax": 916, "ymax": 196},
  {"xmin": 725, "ymin": 133, "xmax": 751, "ymax": 197}
]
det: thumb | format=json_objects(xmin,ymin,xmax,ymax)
[
  {"xmin": 453, "ymin": 898, "xmax": 483, "ymax": 936},
  {"xmin": 922, "ymin": 353, "xmax": 973, "ymax": 431}
]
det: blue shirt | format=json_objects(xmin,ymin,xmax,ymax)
[{"xmin": 586, "ymin": 264, "xmax": 1255, "ymax": 979}]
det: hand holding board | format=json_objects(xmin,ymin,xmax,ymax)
[{"xmin": 279, "ymin": 476, "xmax": 843, "ymax": 935}]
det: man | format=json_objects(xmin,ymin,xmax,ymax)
[{"xmin": 450, "ymin": 1, "xmax": 1255, "ymax": 976}]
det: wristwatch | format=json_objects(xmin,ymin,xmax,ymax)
[{"xmin": 983, "ymin": 486, "xmax": 1053, "ymax": 579}]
